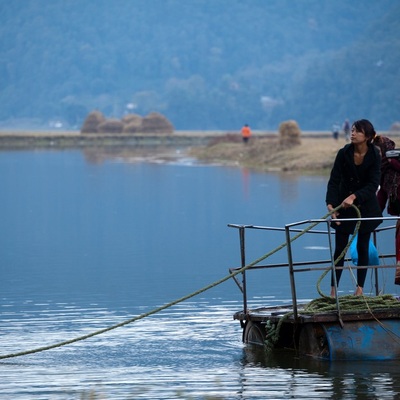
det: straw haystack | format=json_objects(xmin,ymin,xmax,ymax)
[
  {"xmin": 122, "ymin": 114, "xmax": 143, "ymax": 133},
  {"xmin": 122, "ymin": 113, "xmax": 142, "ymax": 125},
  {"xmin": 97, "ymin": 119, "xmax": 124, "ymax": 134},
  {"xmin": 80, "ymin": 110, "xmax": 174, "ymax": 134},
  {"xmin": 141, "ymin": 112, "xmax": 174, "ymax": 134},
  {"xmin": 80, "ymin": 111, "xmax": 106, "ymax": 133},
  {"xmin": 278, "ymin": 120, "xmax": 301, "ymax": 147}
]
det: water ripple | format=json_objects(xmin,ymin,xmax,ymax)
[{"xmin": 1, "ymin": 298, "xmax": 400, "ymax": 399}]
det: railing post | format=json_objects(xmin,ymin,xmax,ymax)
[
  {"xmin": 327, "ymin": 220, "xmax": 343, "ymax": 326},
  {"xmin": 239, "ymin": 226, "xmax": 248, "ymax": 313},
  {"xmin": 285, "ymin": 225, "xmax": 298, "ymax": 320},
  {"xmin": 372, "ymin": 231, "xmax": 379, "ymax": 296}
]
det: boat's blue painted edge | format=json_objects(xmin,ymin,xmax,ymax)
[{"xmin": 323, "ymin": 319, "xmax": 400, "ymax": 361}]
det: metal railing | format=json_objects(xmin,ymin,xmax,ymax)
[{"xmin": 228, "ymin": 216, "xmax": 399, "ymax": 320}]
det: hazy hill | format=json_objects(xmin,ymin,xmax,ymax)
[{"xmin": 0, "ymin": 0, "xmax": 399, "ymax": 131}]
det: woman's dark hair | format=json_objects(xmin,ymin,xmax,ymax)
[{"xmin": 352, "ymin": 119, "xmax": 376, "ymax": 143}]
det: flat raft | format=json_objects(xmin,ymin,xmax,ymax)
[
  {"xmin": 229, "ymin": 218, "xmax": 400, "ymax": 361},
  {"xmin": 234, "ymin": 304, "xmax": 400, "ymax": 360}
]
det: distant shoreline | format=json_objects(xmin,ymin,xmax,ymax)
[
  {"xmin": 1, "ymin": 131, "xmax": 398, "ymax": 173},
  {"xmin": 187, "ymin": 132, "xmax": 400, "ymax": 174},
  {"xmin": 0, "ymin": 129, "xmax": 396, "ymax": 148},
  {"xmin": 0, "ymin": 130, "xmax": 336, "ymax": 150},
  {"xmin": 0, "ymin": 129, "xmax": 395, "ymax": 136}
]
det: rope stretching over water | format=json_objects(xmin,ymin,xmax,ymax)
[{"xmin": 0, "ymin": 205, "xmax": 395, "ymax": 360}]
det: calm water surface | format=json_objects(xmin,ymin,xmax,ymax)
[{"xmin": 0, "ymin": 150, "xmax": 399, "ymax": 399}]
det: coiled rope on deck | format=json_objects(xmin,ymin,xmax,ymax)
[
  {"xmin": 304, "ymin": 294, "xmax": 400, "ymax": 313},
  {"xmin": 0, "ymin": 205, "xmax": 382, "ymax": 360}
]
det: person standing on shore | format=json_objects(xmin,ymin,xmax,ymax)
[
  {"xmin": 326, "ymin": 119, "xmax": 382, "ymax": 297},
  {"xmin": 343, "ymin": 119, "xmax": 351, "ymax": 141},
  {"xmin": 241, "ymin": 124, "xmax": 251, "ymax": 143},
  {"xmin": 332, "ymin": 122, "xmax": 340, "ymax": 140}
]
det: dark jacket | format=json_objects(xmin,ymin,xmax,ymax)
[{"xmin": 326, "ymin": 143, "xmax": 382, "ymax": 233}]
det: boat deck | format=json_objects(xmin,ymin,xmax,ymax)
[{"xmin": 233, "ymin": 304, "xmax": 400, "ymax": 324}]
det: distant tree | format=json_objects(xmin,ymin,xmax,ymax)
[{"xmin": 0, "ymin": 1, "xmax": 398, "ymax": 130}]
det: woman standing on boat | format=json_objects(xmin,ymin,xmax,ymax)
[{"xmin": 326, "ymin": 119, "xmax": 382, "ymax": 297}]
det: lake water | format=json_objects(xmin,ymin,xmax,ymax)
[{"xmin": 1, "ymin": 149, "xmax": 399, "ymax": 399}]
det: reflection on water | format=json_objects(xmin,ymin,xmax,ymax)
[
  {"xmin": 82, "ymin": 146, "xmax": 195, "ymax": 166},
  {"xmin": 1, "ymin": 150, "xmax": 400, "ymax": 399},
  {"xmin": 242, "ymin": 347, "xmax": 400, "ymax": 399}
]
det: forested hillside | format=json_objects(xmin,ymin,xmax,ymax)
[{"xmin": 0, "ymin": 0, "xmax": 399, "ymax": 131}]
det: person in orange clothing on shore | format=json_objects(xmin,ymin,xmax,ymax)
[{"xmin": 241, "ymin": 124, "xmax": 251, "ymax": 143}]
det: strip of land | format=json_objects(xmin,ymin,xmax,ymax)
[{"xmin": 0, "ymin": 130, "xmax": 398, "ymax": 174}]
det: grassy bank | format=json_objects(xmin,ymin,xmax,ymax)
[
  {"xmin": 188, "ymin": 130, "xmax": 400, "ymax": 173},
  {"xmin": 0, "ymin": 131, "xmax": 217, "ymax": 149},
  {"xmin": 188, "ymin": 136, "xmax": 346, "ymax": 174}
]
